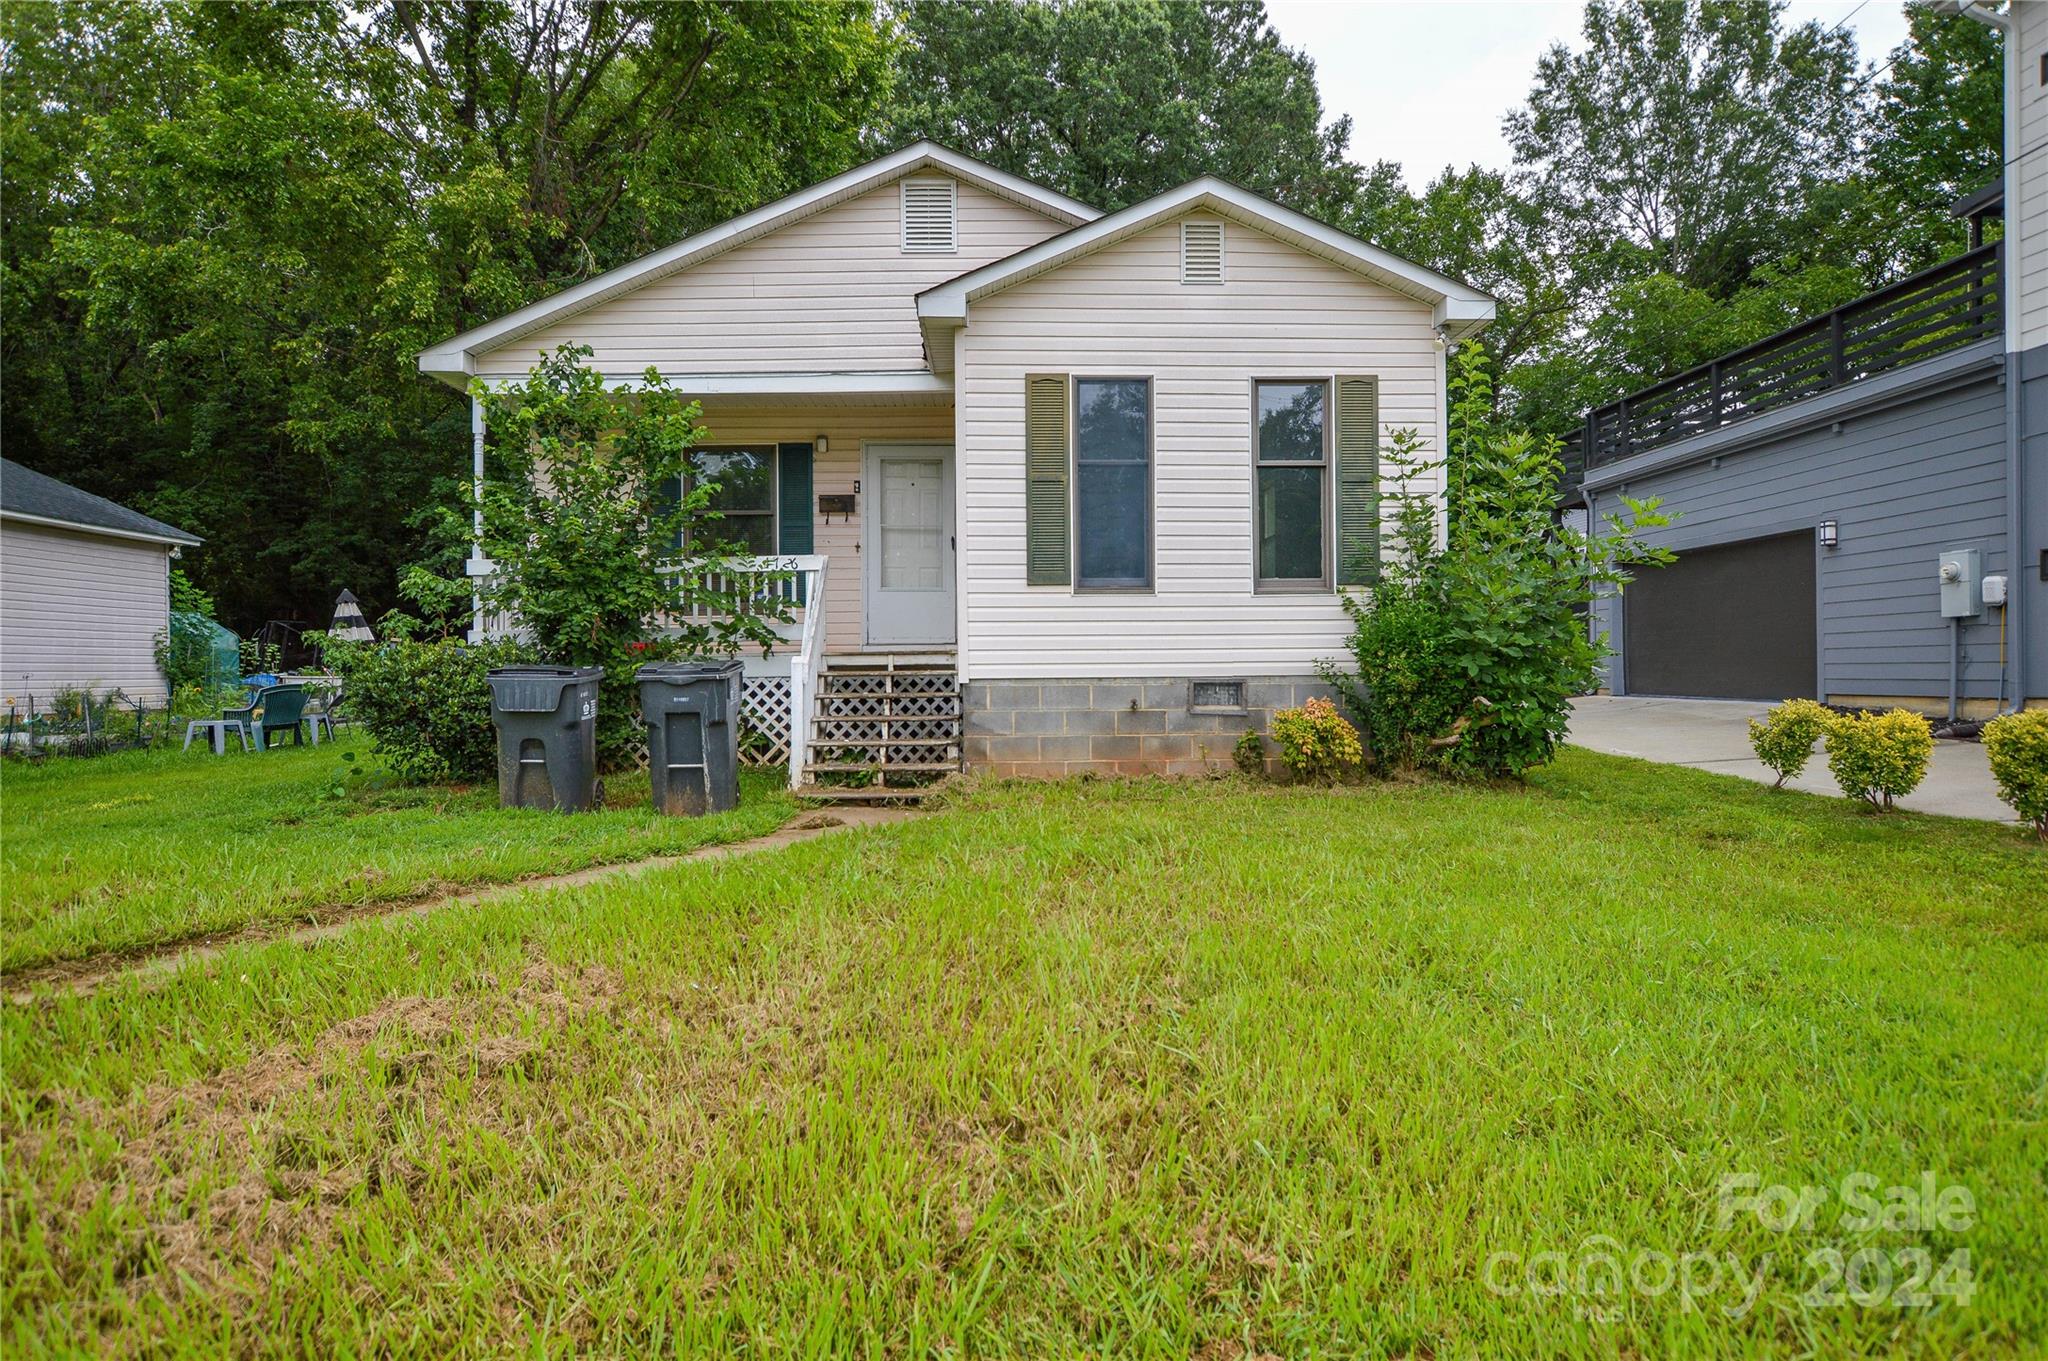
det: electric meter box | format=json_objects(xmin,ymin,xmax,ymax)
[{"xmin": 1938, "ymin": 547, "xmax": 1983, "ymax": 618}]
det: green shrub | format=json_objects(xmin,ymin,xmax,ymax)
[
  {"xmin": 1331, "ymin": 576, "xmax": 1467, "ymax": 771},
  {"xmin": 326, "ymin": 634, "xmax": 533, "ymax": 784},
  {"xmin": 1232, "ymin": 728, "xmax": 1265, "ymax": 777},
  {"xmin": 1824, "ymin": 708, "xmax": 1934, "ymax": 812},
  {"xmin": 1270, "ymin": 697, "xmax": 1363, "ymax": 782},
  {"xmin": 1321, "ymin": 343, "xmax": 1672, "ymax": 778},
  {"xmin": 1747, "ymin": 698, "xmax": 1833, "ymax": 788},
  {"xmin": 1982, "ymin": 709, "xmax": 2048, "ymax": 840}
]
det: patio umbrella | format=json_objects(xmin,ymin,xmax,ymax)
[{"xmin": 329, "ymin": 589, "xmax": 373, "ymax": 643}]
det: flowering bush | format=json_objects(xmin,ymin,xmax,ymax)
[
  {"xmin": 1747, "ymin": 698, "xmax": 1833, "ymax": 788},
  {"xmin": 1269, "ymin": 697, "xmax": 1364, "ymax": 781},
  {"xmin": 1982, "ymin": 709, "xmax": 2048, "ymax": 840},
  {"xmin": 1824, "ymin": 708, "xmax": 1934, "ymax": 812}
]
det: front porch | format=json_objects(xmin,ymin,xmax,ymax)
[
  {"xmin": 468, "ymin": 388, "xmax": 965, "ymax": 795},
  {"xmin": 703, "ymin": 557, "xmax": 961, "ymax": 801}
]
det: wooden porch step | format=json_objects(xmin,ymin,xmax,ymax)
[{"xmin": 808, "ymin": 735, "xmax": 959, "ymax": 747}]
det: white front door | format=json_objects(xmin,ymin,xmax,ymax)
[{"xmin": 864, "ymin": 443, "xmax": 955, "ymax": 647}]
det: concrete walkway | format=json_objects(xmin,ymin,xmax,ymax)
[{"xmin": 1567, "ymin": 695, "xmax": 2013, "ymax": 823}]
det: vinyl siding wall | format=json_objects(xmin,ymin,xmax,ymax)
[
  {"xmin": 693, "ymin": 401, "xmax": 954, "ymax": 654},
  {"xmin": 474, "ymin": 179, "xmax": 1067, "ymax": 379},
  {"xmin": 1590, "ymin": 375, "xmax": 2021, "ymax": 705},
  {"xmin": 0, "ymin": 521, "xmax": 173, "ymax": 706},
  {"xmin": 2016, "ymin": 0, "xmax": 2048, "ymax": 352},
  {"xmin": 953, "ymin": 214, "xmax": 1444, "ymax": 680},
  {"xmin": 2016, "ymin": 343, "xmax": 2048, "ymax": 699}
]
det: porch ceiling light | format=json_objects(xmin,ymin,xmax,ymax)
[
  {"xmin": 1819, "ymin": 519, "xmax": 1839, "ymax": 549},
  {"xmin": 814, "ymin": 434, "xmax": 829, "ymax": 455}
]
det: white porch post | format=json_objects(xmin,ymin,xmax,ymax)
[
  {"xmin": 789, "ymin": 664, "xmax": 808, "ymax": 792},
  {"xmin": 467, "ymin": 395, "xmax": 486, "ymax": 641}
]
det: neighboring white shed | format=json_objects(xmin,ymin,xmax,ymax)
[{"xmin": 0, "ymin": 459, "xmax": 202, "ymax": 710}]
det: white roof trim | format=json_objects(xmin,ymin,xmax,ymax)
[
  {"xmin": 917, "ymin": 177, "xmax": 1496, "ymax": 339},
  {"xmin": 419, "ymin": 143, "xmax": 1098, "ymax": 389},
  {"xmin": 469, "ymin": 369, "xmax": 953, "ymax": 399},
  {"xmin": 0, "ymin": 508, "xmax": 197, "ymax": 548}
]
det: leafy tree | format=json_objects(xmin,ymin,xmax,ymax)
[
  {"xmin": 1859, "ymin": 4, "xmax": 2004, "ymax": 272},
  {"xmin": 1506, "ymin": 0, "xmax": 1864, "ymax": 299},
  {"xmin": 459, "ymin": 346, "xmax": 788, "ymax": 765},
  {"xmin": 0, "ymin": 0, "xmax": 892, "ymax": 634},
  {"xmin": 1342, "ymin": 164, "xmax": 1573, "ymax": 387},
  {"xmin": 882, "ymin": 0, "xmax": 1360, "ymax": 217}
]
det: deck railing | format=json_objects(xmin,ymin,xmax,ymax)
[{"xmin": 1562, "ymin": 242, "xmax": 2001, "ymax": 484}]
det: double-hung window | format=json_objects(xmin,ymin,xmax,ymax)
[
  {"xmin": 1254, "ymin": 380, "xmax": 1329, "ymax": 587},
  {"xmin": 691, "ymin": 446, "xmax": 777, "ymax": 554},
  {"xmin": 1073, "ymin": 377, "xmax": 1152, "ymax": 589}
]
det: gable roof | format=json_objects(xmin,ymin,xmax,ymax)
[
  {"xmin": 916, "ymin": 176, "xmax": 1496, "ymax": 343},
  {"xmin": 0, "ymin": 459, "xmax": 201, "ymax": 547},
  {"xmin": 418, "ymin": 142, "xmax": 1100, "ymax": 389}
]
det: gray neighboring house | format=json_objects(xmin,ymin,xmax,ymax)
[
  {"xmin": 0, "ymin": 458, "xmax": 202, "ymax": 709},
  {"xmin": 1569, "ymin": 0, "xmax": 2043, "ymax": 719}
]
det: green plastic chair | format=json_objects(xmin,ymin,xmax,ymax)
[{"xmin": 223, "ymin": 685, "xmax": 308, "ymax": 750}]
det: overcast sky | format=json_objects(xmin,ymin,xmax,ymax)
[{"xmin": 1262, "ymin": 0, "xmax": 1916, "ymax": 186}]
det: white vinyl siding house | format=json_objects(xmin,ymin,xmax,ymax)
[
  {"xmin": 951, "ymin": 215, "xmax": 1446, "ymax": 680},
  {"xmin": 420, "ymin": 143, "xmax": 1493, "ymax": 785},
  {"xmin": 469, "ymin": 178, "xmax": 1074, "ymax": 382},
  {"xmin": 0, "ymin": 461, "xmax": 202, "ymax": 709}
]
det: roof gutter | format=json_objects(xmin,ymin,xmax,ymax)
[{"xmin": 0, "ymin": 508, "xmax": 201, "ymax": 548}]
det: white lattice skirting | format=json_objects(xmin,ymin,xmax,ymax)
[
  {"xmin": 620, "ymin": 675, "xmax": 795, "ymax": 772},
  {"xmin": 738, "ymin": 675, "xmax": 793, "ymax": 766}
]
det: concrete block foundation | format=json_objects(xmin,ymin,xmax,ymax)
[{"xmin": 960, "ymin": 676, "xmax": 1337, "ymax": 778}]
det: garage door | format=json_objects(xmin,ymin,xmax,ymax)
[{"xmin": 1624, "ymin": 531, "xmax": 1817, "ymax": 700}]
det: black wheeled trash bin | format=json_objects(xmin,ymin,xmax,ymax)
[
  {"xmin": 486, "ymin": 665, "xmax": 604, "ymax": 812},
  {"xmin": 637, "ymin": 659, "xmax": 744, "ymax": 815}
]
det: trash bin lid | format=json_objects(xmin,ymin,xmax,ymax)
[
  {"xmin": 635, "ymin": 658, "xmax": 745, "ymax": 682},
  {"xmin": 487, "ymin": 664, "xmax": 605, "ymax": 712},
  {"xmin": 488, "ymin": 664, "xmax": 606, "ymax": 680}
]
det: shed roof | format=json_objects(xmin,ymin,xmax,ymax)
[{"xmin": 0, "ymin": 459, "xmax": 201, "ymax": 547}]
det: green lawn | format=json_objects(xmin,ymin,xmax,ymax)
[
  {"xmin": 3, "ymin": 749, "xmax": 2043, "ymax": 1355},
  {"xmin": 0, "ymin": 737, "xmax": 797, "ymax": 974}
]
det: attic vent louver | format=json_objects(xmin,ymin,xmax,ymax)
[
  {"xmin": 1181, "ymin": 219, "xmax": 1224, "ymax": 284},
  {"xmin": 902, "ymin": 178, "xmax": 957, "ymax": 254}
]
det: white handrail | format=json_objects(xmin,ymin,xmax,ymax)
[{"xmin": 786, "ymin": 556, "xmax": 827, "ymax": 790}]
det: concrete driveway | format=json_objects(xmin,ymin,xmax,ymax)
[{"xmin": 1567, "ymin": 694, "xmax": 2012, "ymax": 823}]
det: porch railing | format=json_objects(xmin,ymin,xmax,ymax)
[
  {"xmin": 1563, "ymin": 242, "xmax": 2001, "ymax": 483},
  {"xmin": 662, "ymin": 553, "xmax": 829, "ymax": 790},
  {"xmin": 470, "ymin": 554, "xmax": 830, "ymax": 789}
]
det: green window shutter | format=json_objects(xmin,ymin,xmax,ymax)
[
  {"xmin": 775, "ymin": 442, "xmax": 813, "ymax": 554},
  {"xmin": 1333, "ymin": 374, "xmax": 1380, "ymax": 585},
  {"xmin": 776, "ymin": 442, "xmax": 813, "ymax": 605},
  {"xmin": 656, "ymin": 473, "xmax": 684, "ymax": 554},
  {"xmin": 1025, "ymin": 374, "xmax": 1071, "ymax": 586}
]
